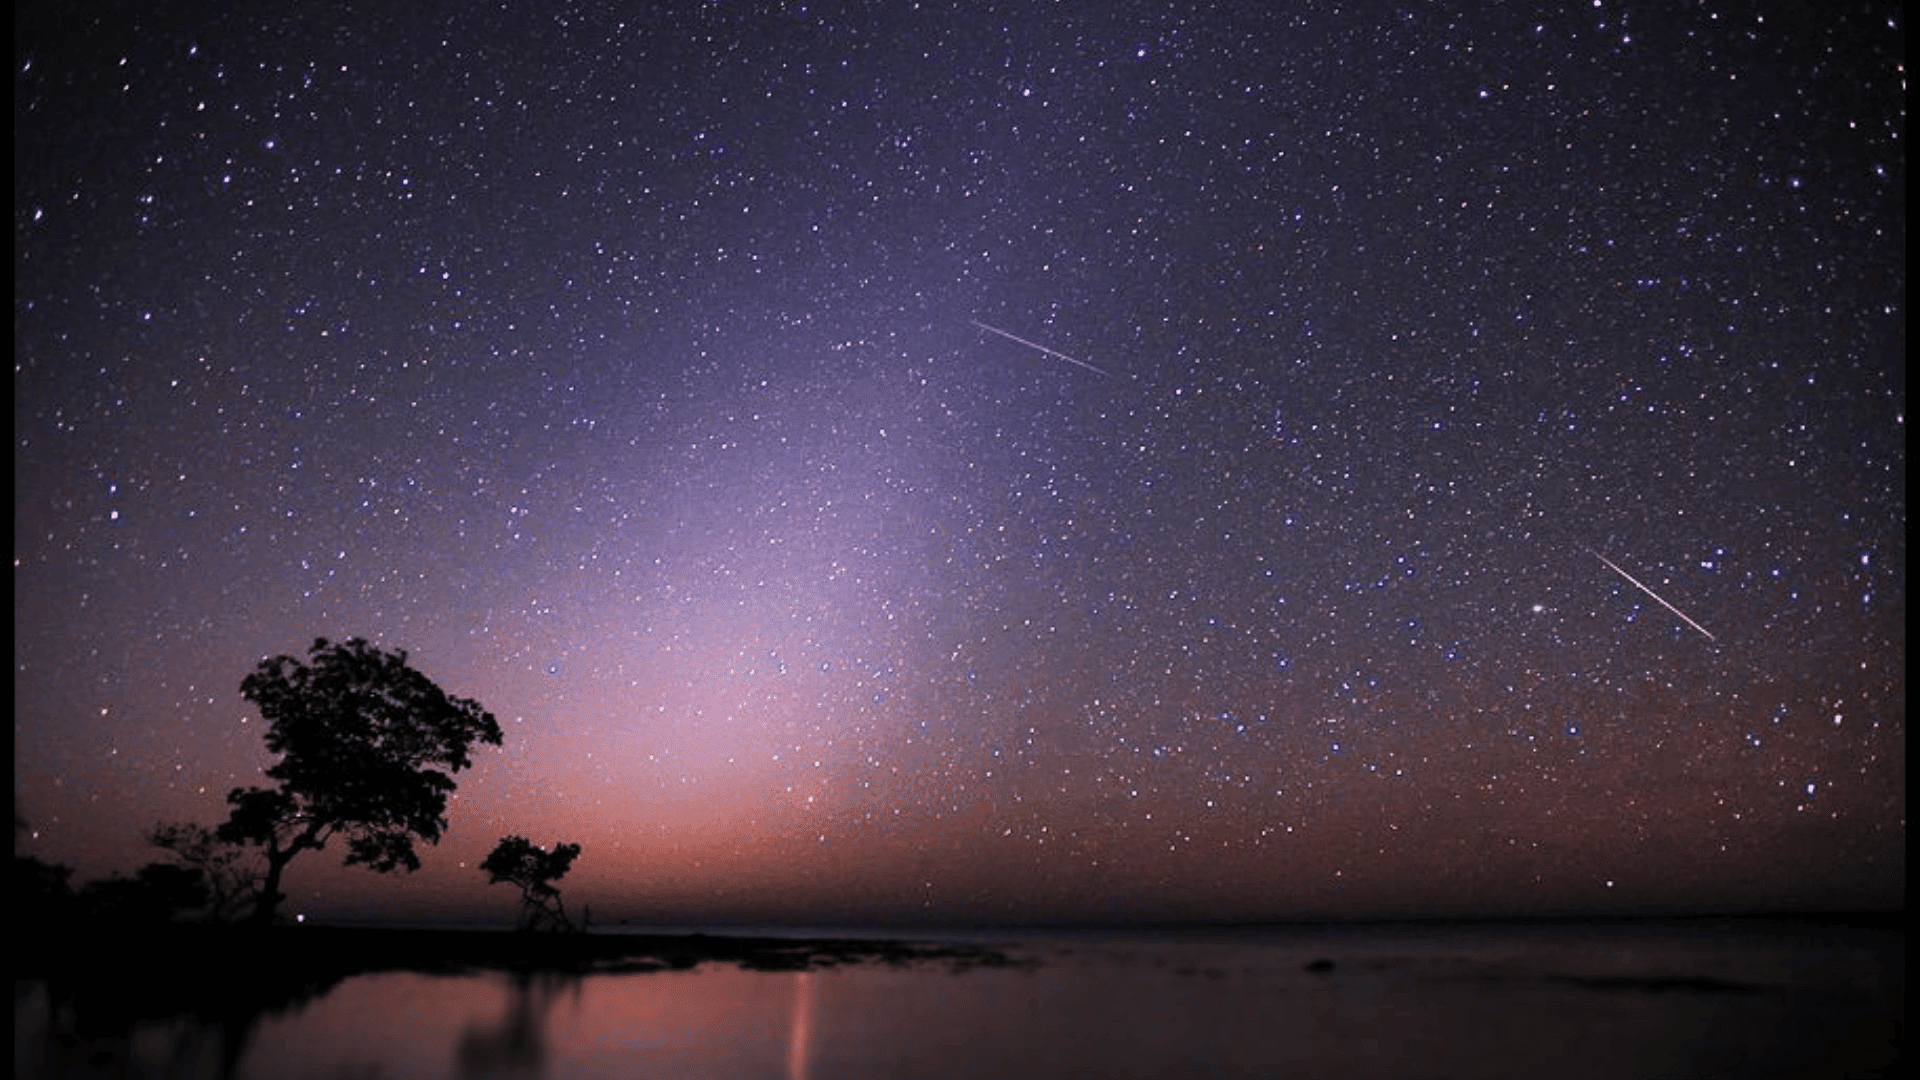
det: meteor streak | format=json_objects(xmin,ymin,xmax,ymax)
[
  {"xmin": 970, "ymin": 320, "xmax": 1115, "ymax": 378},
  {"xmin": 1589, "ymin": 549, "xmax": 1717, "ymax": 641}
]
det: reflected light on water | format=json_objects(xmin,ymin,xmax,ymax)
[
  {"xmin": 17, "ymin": 925, "xmax": 1900, "ymax": 1080},
  {"xmin": 786, "ymin": 971, "xmax": 813, "ymax": 1080},
  {"xmin": 237, "ymin": 965, "xmax": 804, "ymax": 1078}
]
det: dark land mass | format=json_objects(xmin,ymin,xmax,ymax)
[
  {"xmin": 17, "ymin": 913, "xmax": 1902, "ymax": 1080},
  {"xmin": 20, "ymin": 920, "xmax": 1027, "ymax": 979},
  {"xmin": 19, "ymin": 920, "xmax": 1030, "ymax": 1073},
  {"xmin": 19, "ymin": 911, "xmax": 1898, "ymax": 1023},
  {"xmin": 20, "ymin": 920, "xmax": 1027, "ymax": 1027},
  {"xmin": 21, "ymin": 910, "xmax": 1901, "ymax": 988}
]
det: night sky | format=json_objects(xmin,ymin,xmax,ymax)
[{"xmin": 15, "ymin": 2, "xmax": 1904, "ymax": 927}]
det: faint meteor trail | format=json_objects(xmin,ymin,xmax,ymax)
[
  {"xmin": 1589, "ymin": 549, "xmax": 1717, "ymax": 641},
  {"xmin": 970, "ymin": 320, "xmax": 1115, "ymax": 378}
]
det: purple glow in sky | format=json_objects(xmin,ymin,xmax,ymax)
[{"xmin": 14, "ymin": 1, "xmax": 1903, "ymax": 926}]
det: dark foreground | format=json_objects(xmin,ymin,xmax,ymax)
[
  {"xmin": 16, "ymin": 914, "xmax": 1904, "ymax": 1079},
  {"xmin": 17, "ymin": 921, "xmax": 1023, "ymax": 1029},
  {"xmin": 22, "ymin": 919, "xmax": 1024, "ymax": 979}
]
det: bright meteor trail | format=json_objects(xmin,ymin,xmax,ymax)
[
  {"xmin": 1590, "ymin": 549, "xmax": 1718, "ymax": 642},
  {"xmin": 970, "ymin": 320, "xmax": 1115, "ymax": 378}
]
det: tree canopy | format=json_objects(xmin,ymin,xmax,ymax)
[
  {"xmin": 148, "ymin": 821, "xmax": 259, "ymax": 923},
  {"xmin": 481, "ymin": 835, "xmax": 583, "ymax": 932},
  {"xmin": 78, "ymin": 863, "xmax": 209, "ymax": 924},
  {"xmin": 220, "ymin": 636, "xmax": 503, "ymax": 923}
]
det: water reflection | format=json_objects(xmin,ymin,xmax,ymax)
[
  {"xmin": 15, "ymin": 947, "xmax": 334, "ymax": 1080},
  {"xmin": 17, "ymin": 979, "xmax": 233, "ymax": 1080},
  {"xmin": 16, "ymin": 922, "xmax": 1902, "ymax": 1080},
  {"xmin": 221, "ymin": 964, "xmax": 813, "ymax": 1079},
  {"xmin": 457, "ymin": 971, "xmax": 580, "ymax": 1079},
  {"xmin": 786, "ymin": 970, "xmax": 813, "ymax": 1080}
]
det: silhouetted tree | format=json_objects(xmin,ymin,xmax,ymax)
[
  {"xmin": 15, "ymin": 854, "xmax": 77, "ymax": 926},
  {"xmin": 481, "ymin": 836, "xmax": 583, "ymax": 932},
  {"xmin": 78, "ymin": 863, "xmax": 210, "ymax": 924},
  {"xmin": 148, "ymin": 822, "xmax": 260, "ymax": 922},
  {"xmin": 219, "ymin": 637, "xmax": 504, "ymax": 925},
  {"xmin": 15, "ymin": 805, "xmax": 79, "ymax": 926}
]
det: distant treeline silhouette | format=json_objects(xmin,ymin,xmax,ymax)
[{"xmin": 17, "ymin": 637, "xmax": 582, "ymax": 931}]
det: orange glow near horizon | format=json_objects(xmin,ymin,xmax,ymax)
[{"xmin": 13, "ymin": 1, "xmax": 1903, "ymax": 928}]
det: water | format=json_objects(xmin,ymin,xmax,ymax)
[{"xmin": 16, "ymin": 919, "xmax": 1901, "ymax": 1079}]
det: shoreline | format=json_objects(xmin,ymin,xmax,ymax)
[
  {"xmin": 17, "ymin": 914, "xmax": 1900, "ymax": 1046},
  {"xmin": 15, "ymin": 920, "xmax": 1031, "ymax": 983},
  {"xmin": 17, "ymin": 909, "xmax": 1898, "ymax": 985}
]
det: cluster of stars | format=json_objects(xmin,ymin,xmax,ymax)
[{"xmin": 14, "ymin": 2, "xmax": 1902, "ymax": 923}]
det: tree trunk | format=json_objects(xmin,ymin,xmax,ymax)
[
  {"xmin": 248, "ymin": 822, "xmax": 322, "ymax": 925},
  {"xmin": 249, "ymin": 846, "xmax": 293, "ymax": 926}
]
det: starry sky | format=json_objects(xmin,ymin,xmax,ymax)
[{"xmin": 15, "ymin": 1, "xmax": 1905, "ymax": 926}]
